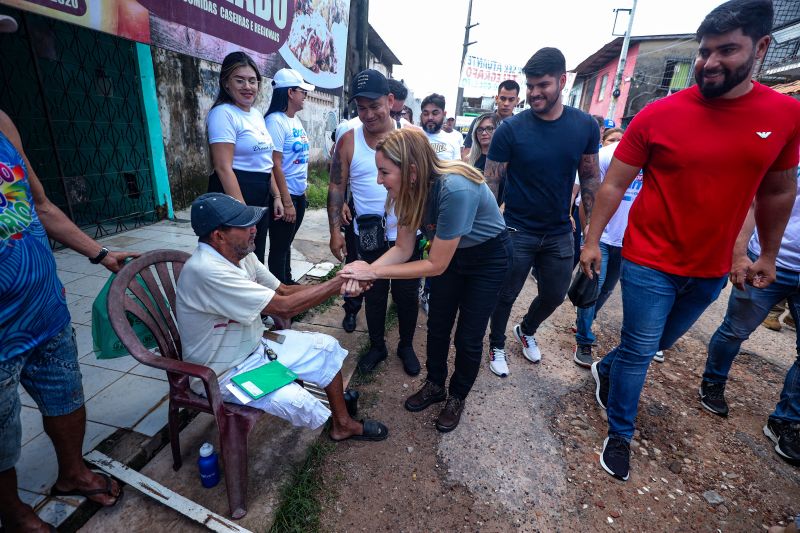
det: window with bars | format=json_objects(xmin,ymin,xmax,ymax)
[{"xmin": 661, "ymin": 60, "xmax": 692, "ymax": 91}]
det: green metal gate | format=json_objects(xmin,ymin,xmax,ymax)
[{"xmin": 0, "ymin": 6, "xmax": 158, "ymax": 240}]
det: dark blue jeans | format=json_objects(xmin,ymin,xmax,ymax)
[
  {"xmin": 575, "ymin": 242, "xmax": 623, "ymax": 346},
  {"xmin": 268, "ymin": 194, "xmax": 307, "ymax": 283},
  {"xmin": 598, "ymin": 259, "xmax": 727, "ymax": 440},
  {"xmin": 489, "ymin": 230, "xmax": 573, "ymax": 348},
  {"xmin": 704, "ymin": 257, "xmax": 800, "ymax": 424},
  {"xmin": 428, "ymin": 232, "xmax": 513, "ymax": 399}
]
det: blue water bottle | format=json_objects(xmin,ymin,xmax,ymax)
[{"xmin": 198, "ymin": 442, "xmax": 220, "ymax": 488}]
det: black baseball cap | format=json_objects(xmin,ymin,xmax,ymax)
[
  {"xmin": 190, "ymin": 193, "xmax": 266, "ymax": 237},
  {"xmin": 349, "ymin": 69, "xmax": 389, "ymax": 103}
]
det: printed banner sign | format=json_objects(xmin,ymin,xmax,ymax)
[
  {"xmin": 0, "ymin": 0, "xmax": 350, "ymax": 92},
  {"xmin": 459, "ymin": 55, "xmax": 525, "ymax": 96}
]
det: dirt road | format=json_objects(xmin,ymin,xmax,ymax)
[{"xmin": 311, "ymin": 273, "xmax": 800, "ymax": 532}]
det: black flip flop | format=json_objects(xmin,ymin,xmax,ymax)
[
  {"xmin": 330, "ymin": 419, "xmax": 389, "ymax": 442},
  {"xmin": 50, "ymin": 472, "xmax": 123, "ymax": 507}
]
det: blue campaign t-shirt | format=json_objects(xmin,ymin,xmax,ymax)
[
  {"xmin": 0, "ymin": 131, "xmax": 70, "ymax": 360},
  {"xmin": 488, "ymin": 106, "xmax": 599, "ymax": 234}
]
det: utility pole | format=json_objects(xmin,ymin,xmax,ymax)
[
  {"xmin": 607, "ymin": 0, "xmax": 637, "ymax": 124},
  {"xmin": 454, "ymin": 0, "xmax": 478, "ymax": 118}
]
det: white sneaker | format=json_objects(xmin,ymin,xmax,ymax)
[
  {"xmin": 653, "ymin": 350, "xmax": 664, "ymax": 363},
  {"xmin": 513, "ymin": 324, "xmax": 541, "ymax": 363},
  {"xmin": 489, "ymin": 347, "xmax": 509, "ymax": 377}
]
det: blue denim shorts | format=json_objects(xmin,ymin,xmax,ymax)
[{"xmin": 0, "ymin": 323, "xmax": 84, "ymax": 470}]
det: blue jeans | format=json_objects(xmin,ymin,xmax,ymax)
[
  {"xmin": 576, "ymin": 242, "xmax": 623, "ymax": 346},
  {"xmin": 704, "ymin": 260, "xmax": 800, "ymax": 424},
  {"xmin": 489, "ymin": 230, "xmax": 573, "ymax": 348},
  {"xmin": 598, "ymin": 260, "xmax": 727, "ymax": 440},
  {"xmin": 428, "ymin": 232, "xmax": 512, "ymax": 398}
]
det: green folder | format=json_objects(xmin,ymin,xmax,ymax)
[{"xmin": 230, "ymin": 361, "xmax": 298, "ymax": 400}]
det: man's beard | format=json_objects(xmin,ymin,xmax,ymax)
[
  {"xmin": 424, "ymin": 119, "xmax": 443, "ymax": 134},
  {"xmin": 695, "ymin": 53, "xmax": 754, "ymax": 99},
  {"xmin": 233, "ymin": 242, "xmax": 256, "ymax": 260},
  {"xmin": 529, "ymin": 92, "xmax": 560, "ymax": 116}
]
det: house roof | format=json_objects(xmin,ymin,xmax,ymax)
[
  {"xmin": 770, "ymin": 79, "xmax": 800, "ymax": 94},
  {"xmin": 571, "ymin": 34, "xmax": 695, "ymax": 75},
  {"xmin": 368, "ymin": 24, "xmax": 402, "ymax": 67}
]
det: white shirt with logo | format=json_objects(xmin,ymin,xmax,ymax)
[
  {"xmin": 207, "ymin": 104, "xmax": 275, "ymax": 173},
  {"xmin": 425, "ymin": 129, "xmax": 462, "ymax": 161},
  {"xmin": 600, "ymin": 142, "xmax": 643, "ymax": 247},
  {"xmin": 749, "ymin": 169, "xmax": 800, "ymax": 271},
  {"xmin": 265, "ymin": 112, "xmax": 309, "ymax": 196}
]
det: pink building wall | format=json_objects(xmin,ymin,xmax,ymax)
[{"xmin": 586, "ymin": 43, "xmax": 639, "ymax": 127}]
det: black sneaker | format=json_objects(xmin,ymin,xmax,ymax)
[
  {"xmin": 342, "ymin": 312, "xmax": 357, "ymax": 333},
  {"xmin": 591, "ymin": 361, "xmax": 609, "ymax": 410},
  {"xmin": 404, "ymin": 380, "xmax": 447, "ymax": 412},
  {"xmin": 397, "ymin": 344, "xmax": 420, "ymax": 376},
  {"xmin": 763, "ymin": 417, "xmax": 800, "ymax": 464},
  {"xmin": 600, "ymin": 436, "xmax": 630, "ymax": 481},
  {"xmin": 357, "ymin": 344, "xmax": 388, "ymax": 374},
  {"xmin": 699, "ymin": 380, "xmax": 728, "ymax": 417},
  {"xmin": 573, "ymin": 344, "xmax": 593, "ymax": 368}
]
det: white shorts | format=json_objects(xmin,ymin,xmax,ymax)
[{"xmin": 218, "ymin": 330, "xmax": 348, "ymax": 429}]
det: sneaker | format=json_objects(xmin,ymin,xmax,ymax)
[
  {"xmin": 357, "ymin": 344, "xmax": 388, "ymax": 374},
  {"xmin": 404, "ymin": 380, "xmax": 447, "ymax": 412},
  {"xmin": 763, "ymin": 417, "xmax": 800, "ymax": 463},
  {"xmin": 653, "ymin": 350, "xmax": 665, "ymax": 363},
  {"xmin": 698, "ymin": 380, "xmax": 728, "ymax": 417},
  {"xmin": 342, "ymin": 312, "xmax": 357, "ymax": 333},
  {"xmin": 436, "ymin": 396, "xmax": 466, "ymax": 432},
  {"xmin": 397, "ymin": 344, "xmax": 421, "ymax": 376},
  {"xmin": 600, "ymin": 436, "xmax": 630, "ymax": 481},
  {"xmin": 591, "ymin": 361, "xmax": 609, "ymax": 410},
  {"xmin": 513, "ymin": 324, "xmax": 541, "ymax": 363},
  {"xmin": 573, "ymin": 344, "xmax": 593, "ymax": 368},
  {"xmin": 488, "ymin": 347, "xmax": 509, "ymax": 377}
]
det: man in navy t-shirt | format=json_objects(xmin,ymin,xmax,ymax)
[{"xmin": 484, "ymin": 47, "xmax": 600, "ymax": 378}]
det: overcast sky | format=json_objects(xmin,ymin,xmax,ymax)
[{"xmin": 370, "ymin": 0, "xmax": 727, "ymax": 115}]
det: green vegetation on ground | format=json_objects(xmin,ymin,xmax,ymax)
[{"xmin": 305, "ymin": 165, "xmax": 329, "ymax": 209}]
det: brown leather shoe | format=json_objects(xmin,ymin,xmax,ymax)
[
  {"xmin": 435, "ymin": 396, "xmax": 465, "ymax": 433},
  {"xmin": 404, "ymin": 381, "xmax": 446, "ymax": 412}
]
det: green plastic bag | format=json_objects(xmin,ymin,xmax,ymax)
[{"xmin": 91, "ymin": 273, "xmax": 158, "ymax": 359}]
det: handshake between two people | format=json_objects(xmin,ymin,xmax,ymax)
[{"xmin": 337, "ymin": 260, "xmax": 377, "ymax": 297}]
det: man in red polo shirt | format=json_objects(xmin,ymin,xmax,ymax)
[{"xmin": 581, "ymin": 0, "xmax": 800, "ymax": 481}]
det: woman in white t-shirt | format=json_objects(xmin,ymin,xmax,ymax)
[
  {"xmin": 264, "ymin": 68, "xmax": 315, "ymax": 283},
  {"xmin": 206, "ymin": 51, "xmax": 280, "ymax": 263}
]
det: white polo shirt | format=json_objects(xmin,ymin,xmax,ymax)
[{"xmin": 176, "ymin": 243, "xmax": 279, "ymax": 376}]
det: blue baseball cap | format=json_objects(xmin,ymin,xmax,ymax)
[
  {"xmin": 190, "ymin": 193, "xmax": 266, "ymax": 237},
  {"xmin": 603, "ymin": 118, "xmax": 616, "ymax": 129}
]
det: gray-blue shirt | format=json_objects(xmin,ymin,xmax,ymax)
[{"xmin": 423, "ymin": 173, "xmax": 506, "ymax": 248}]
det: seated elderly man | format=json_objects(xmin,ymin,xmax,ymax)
[{"xmin": 176, "ymin": 193, "xmax": 387, "ymax": 441}]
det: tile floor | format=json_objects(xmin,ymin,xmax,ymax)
[{"xmin": 16, "ymin": 208, "xmax": 320, "ymax": 527}]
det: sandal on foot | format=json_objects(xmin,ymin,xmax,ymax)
[
  {"xmin": 330, "ymin": 419, "xmax": 388, "ymax": 442},
  {"xmin": 50, "ymin": 472, "xmax": 123, "ymax": 507}
]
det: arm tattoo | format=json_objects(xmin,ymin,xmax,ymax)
[
  {"xmin": 484, "ymin": 159, "xmax": 508, "ymax": 201},
  {"xmin": 578, "ymin": 153, "xmax": 600, "ymax": 224},
  {"xmin": 327, "ymin": 140, "xmax": 348, "ymax": 228}
]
